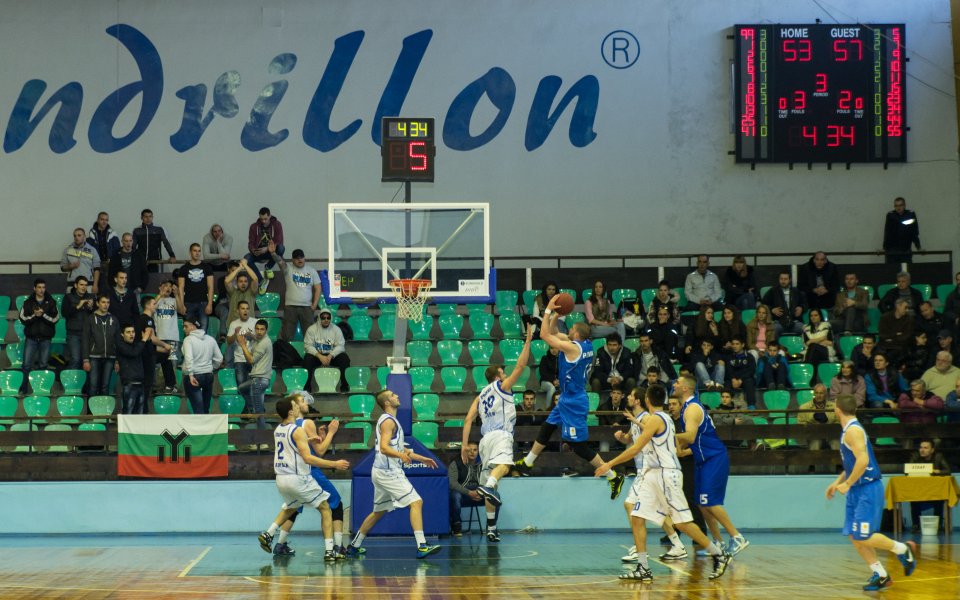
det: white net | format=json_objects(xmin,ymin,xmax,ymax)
[{"xmin": 389, "ymin": 279, "xmax": 431, "ymax": 322}]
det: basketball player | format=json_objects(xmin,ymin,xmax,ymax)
[
  {"xmin": 827, "ymin": 394, "xmax": 916, "ymax": 591},
  {"xmin": 259, "ymin": 391, "xmax": 350, "ymax": 556},
  {"xmin": 258, "ymin": 396, "xmax": 350, "ymax": 561},
  {"xmin": 345, "ymin": 388, "xmax": 442, "ymax": 559},
  {"xmin": 617, "ymin": 387, "xmax": 688, "ymax": 563},
  {"xmin": 515, "ymin": 295, "xmax": 626, "ymax": 498},
  {"xmin": 673, "ymin": 375, "xmax": 749, "ymax": 555},
  {"xmin": 461, "ymin": 325, "xmax": 534, "ymax": 542},
  {"xmin": 596, "ymin": 384, "xmax": 732, "ymax": 581}
]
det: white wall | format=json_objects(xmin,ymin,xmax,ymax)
[{"xmin": 0, "ymin": 0, "xmax": 956, "ymax": 264}]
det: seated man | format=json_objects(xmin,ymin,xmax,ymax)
[
  {"xmin": 878, "ymin": 299, "xmax": 914, "ymax": 366},
  {"xmin": 896, "ymin": 379, "xmax": 944, "ymax": 425},
  {"xmin": 830, "ymin": 273, "xmax": 869, "ymax": 335},
  {"xmin": 724, "ymin": 336, "xmax": 756, "ymax": 408},
  {"xmin": 796, "ymin": 383, "xmax": 838, "ymax": 450},
  {"xmin": 907, "ymin": 439, "xmax": 952, "ymax": 533},
  {"xmin": 633, "ymin": 332, "xmax": 677, "ymax": 383},
  {"xmin": 690, "ymin": 339, "xmax": 724, "ymax": 391},
  {"xmin": 710, "ymin": 389, "xmax": 747, "ymax": 449},
  {"xmin": 850, "ymin": 334, "xmax": 879, "ymax": 376},
  {"xmin": 683, "ymin": 255, "xmax": 724, "ymax": 312},
  {"xmin": 303, "ymin": 308, "xmax": 350, "ymax": 392},
  {"xmin": 448, "ymin": 442, "xmax": 484, "ymax": 536},
  {"xmin": 637, "ymin": 366, "xmax": 660, "ymax": 394},
  {"xmin": 921, "ymin": 351, "xmax": 960, "ymax": 399},
  {"xmin": 598, "ymin": 385, "xmax": 630, "ymax": 452},
  {"xmin": 756, "ymin": 341, "xmax": 790, "ymax": 390},
  {"xmin": 515, "ymin": 389, "xmax": 545, "ymax": 453},
  {"xmin": 761, "ymin": 271, "xmax": 806, "ymax": 338},
  {"xmin": 590, "ymin": 333, "xmax": 638, "ymax": 393},
  {"xmin": 914, "ymin": 302, "xmax": 943, "ymax": 348},
  {"xmin": 798, "ymin": 251, "xmax": 840, "ymax": 310},
  {"xmin": 877, "ymin": 271, "xmax": 923, "ymax": 315}
]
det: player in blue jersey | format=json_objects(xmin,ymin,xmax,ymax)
[
  {"xmin": 515, "ymin": 294, "xmax": 626, "ymax": 499},
  {"xmin": 673, "ymin": 375, "xmax": 749, "ymax": 555},
  {"xmin": 827, "ymin": 394, "xmax": 916, "ymax": 591}
]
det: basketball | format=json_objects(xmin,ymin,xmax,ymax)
[{"xmin": 554, "ymin": 292, "xmax": 575, "ymax": 316}]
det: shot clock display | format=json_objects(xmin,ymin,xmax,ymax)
[
  {"xmin": 734, "ymin": 24, "xmax": 905, "ymax": 163},
  {"xmin": 381, "ymin": 117, "xmax": 435, "ymax": 182}
]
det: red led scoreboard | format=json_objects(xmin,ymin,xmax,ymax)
[
  {"xmin": 381, "ymin": 117, "xmax": 436, "ymax": 182},
  {"xmin": 734, "ymin": 24, "xmax": 905, "ymax": 163}
]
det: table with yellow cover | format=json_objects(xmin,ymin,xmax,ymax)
[{"xmin": 884, "ymin": 475, "xmax": 959, "ymax": 537}]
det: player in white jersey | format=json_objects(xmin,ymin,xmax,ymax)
[
  {"xmin": 345, "ymin": 388, "xmax": 442, "ymax": 559},
  {"xmin": 617, "ymin": 387, "xmax": 687, "ymax": 564},
  {"xmin": 461, "ymin": 325, "xmax": 533, "ymax": 542},
  {"xmin": 259, "ymin": 395, "xmax": 350, "ymax": 562},
  {"xmin": 596, "ymin": 384, "xmax": 732, "ymax": 582}
]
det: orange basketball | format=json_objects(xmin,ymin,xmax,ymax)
[{"xmin": 554, "ymin": 292, "xmax": 575, "ymax": 316}]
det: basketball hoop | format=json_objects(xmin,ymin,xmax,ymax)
[{"xmin": 389, "ymin": 278, "xmax": 431, "ymax": 322}]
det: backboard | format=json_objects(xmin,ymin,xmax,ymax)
[{"xmin": 322, "ymin": 203, "xmax": 493, "ymax": 304}]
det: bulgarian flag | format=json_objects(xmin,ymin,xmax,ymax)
[{"xmin": 118, "ymin": 415, "xmax": 228, "ymax": 478}]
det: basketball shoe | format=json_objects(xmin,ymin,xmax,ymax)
[
  {"xmin": 609, "ymin": 473, "xmax": 625, "ymax": 500},
  {"xmin": 258, "ymin": 531, "xmax": 273, "ymax": 553}
]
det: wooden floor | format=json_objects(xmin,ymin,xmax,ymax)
[{"xmin": 0, "ymin": 531, "xmax": 956, "ymax": 599}]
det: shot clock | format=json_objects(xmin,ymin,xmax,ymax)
[
  {"xmin": 381, "ymin": 117, "xmax": 436, "ymax": 182},
  {"xmin": 734, "ymin": 24, "xmax": 905, "ymax": 164}
]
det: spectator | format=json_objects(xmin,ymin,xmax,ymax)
[
  {"xmin": 633, "ymin": 332, "xmax": 676, "ymax": 383},
  {"xmin": 108, "ymin": 270, "xmax": 139, "ymax": 327},
  {"xmin": 303, "ymin": 308, "xmax": 350, "ymax": 392},
  {"xmin": 745, "ymin": 303, "xmax": 776, "ymax": 362},
  {"xmin": 61, "ymin": 275, "xmax": 95, "ymax": 370},
  {"xmin": 153, "ymin": 280, "xmax": 180, "ymax": 393},
  {"xmin": 829, "ymin": 361, "xmax": 865, "ymax": 407},
  {"xmin": 717, "ymin": 305, "xmax": 746, "ymax": 353},
  {"xmin": 877, "ymin": 272, "xmax": 922, "ymax": 314},
  {"xmin": 943, "ymin": 379, "xmax": 960, "ymax": 422},
  {"xmin": 897, "ymin": 380, "xmax": 943, "ymax": 425},
  {"xmin": 878, "ymin": 299, "xmax": 914, "ymax": 365},
  {"xmin": 86, "ymin": 211, "xmax": 120, "ymax": 263},
  {"xmin": 19, "ymin": 278, "xmax": 60, "ymax": 387},
  {"xmin": 584, "ymin": 280, "xmax": 626, "ymax": 342},
  {"xmin": 246, "ymin": 206, "xmax": 285, "ymax": 293},
  {"xmin": 802, "ymin": 308, "xmax": 836, "ymax": 372},
  {"xmin": 830, "ymin": 273, "xmax": 869, "ymax": 335},
  {"xmin": 914, "ymin": 302, "xmax": 943, "ymax": 348},
  {"xmin": 597, "ymin": 386, "xmax": 629, "ymax": 452},
  {"xmin": 226, "ymin": 300, "xmax": 257, "ymax": 385},
  {"xmin": 220, "ymin": 259, "xmax": 259, "ymax": 340},
  {"xmin": 516, "ymin": 389, "xmax": 545, "ymax": 428},
  {"xmin": 447, "ymin": 442, "xmax": 483, "ymax": 536},
  {"xmin": 109, "ymin": 233, "xmax": 148, "ymax": 295},
  {"xmin": 637, "ymin": 366, "xmax": 661, "ymax": 393},
  {"xmin": 941, "ymin": 271, "xmax": 960, "ymax": 330},
  {"xmin": 690, "ymin": 305, "xmax": 720, "ymax": 349},
  {"xmin": 724, "ymin": 336, "xmax": 756, "ymax": 408},
  {"xmin": 757, "ymin": 341, "xmax": 789, "ymax": 390},
  {"xmin": 936, "ymin": 330, "xmax": 960, "ymax": 365},
  {"xmin": 797, "ymin": 251, "xmax": 840, "ymax": 310},
  {"xmin": 908, "ymin": 439, "xmax": 951, "ymax": 532},
  {"xmin": 900, "ymin": 332, "xmax": 933, "ymax": 382},
  {"xmin": 646, "ymin": 280, "xmax": 680, "ymax": 324},
  {"xmin": 683, "ymin": 255, "xmax": 723, "ymax": 312},
  {"xmin": 796, "ymin": 384, "xmax": 838, "ymax": 450},
  {"xmin": 275, "ymin": 247, "xmax": 321, "ymax": 342},
  {"xmin": 201, "ymin": 223, "xmax": 233, "ymax": 272},
  {"xmin": 137, "ymin": 296, "xmax": 168, "ymax": 406},
  {"xmin": 116, "ymin": 324, "xmax": 149, "ymax": 414},
  {"xmin": 690, "ymin": 339, "xmax": 724, "ymax": 391},
  {"xmin": 590, "ymin": 333, "xmax": 637, "ymax": 393},
  {"xmin": 644, "ymin": 306, "xmax": 680, "ymax": 360},
  {"xmin": 762, "ymin": 271, "xmax": 806, "ymax": 337},
  {"xmin": 883, "ymin": 196, "xmax": 920, "ymax": 264},
  {"xmin": 177, "ymin": 243, "xmax": 215, "ymax": 332},
  {"xmin": 237, "ymin": 319, "xmax": 273, "ymax": 433},
  {"xmin": 531, "ymin": 281, "xmax": 566, "ymax": 334},
  {"xmin": 722, "ymin": 255, "xmax": 757, "ymax": 310},
  {"xmin": 864, "ymin": 352, "xmax": 907, "ymax": 409},
  {"xmin": 132, "ymin": 208, "xmax": 176, "ymax": 273},
  {"xmin": 850, "ymin": 333, "xmax": 878, "ymax": 376},
  {"xmin": 181, "ymin": 319, "xmax": 223, "ymax": 414},
  {"xmin": 711, "ymin": 390, "xmax": 747, "ymax": 440},
  {"xmin": 61, "ymin": 227, "xmax": 101, "ymax": 294},
  {"xmin": 920, "ymin": 351, "xmax": 960, "ymax": 399},
  {"xmin": 538, "ymin": 346, "xmax": 559, "ymax": 409},
  {"xmin": 82, "ymin": 295, "xmax": 118, "ymax": 396}
]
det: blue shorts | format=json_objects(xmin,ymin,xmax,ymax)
[
  {"xmin": 297, "ymin": 469, "xmax": 341, "ymax": 514},
  {"xmin": 546, "ymin": 392, "xmax": 589, "ymax": 442},
  {"xmin": 843, "ymin": 480, "xmax": 883, "ymax": 541},
  {"xmin": 694, "ymin": 452, "xmax": 729, "ymax": 507}
]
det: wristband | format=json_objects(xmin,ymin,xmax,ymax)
[{"xmin": 544, "ymin": 309, "xmax": 553, "ymax": 315}]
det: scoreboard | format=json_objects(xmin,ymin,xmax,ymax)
[
  {"xmin": 381, "ymin": 117, "xmax": 436, "ymax": 182},
  {"xmin": 733, "ymin": 24, "xmax": 906, "ymax": 164}
]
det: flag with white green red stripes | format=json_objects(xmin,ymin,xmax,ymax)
[{"xmin": 118, "ymin": 415, "xmax": 228, "ymax": 478}]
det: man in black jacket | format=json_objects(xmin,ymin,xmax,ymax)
[
  {"xmin": 108, "ymin": 270, "xmax": 140, "ymax": 327},
  {"xmin": 133, "ymin": 208, "xmax": 176, "ymax": 273},
  {"xmin": 448, "ymin": 442, "xmax": 483, "ymax": 536},
  {"xmin": 883, "ymin": 196, "xmax": 920, "ymax": 265},
  {"xmin": 633, "ymin": 333, "xmax": 677, "ymax": 383},
  {"xmin": 590, "ymin": 333, "xmax": 637, "ymax": 393},
  {"xmin": 61, "ymin": 276, "xmax": 95, "ymax": 370},
  {"xmin": 109, "ymin": 232, "xmax": 148, "ymax": 294},
  {"xmin": 798, "ymin": 251, "xmax": 840, "ymax": 310},
  {"xmin": 762, "ymin": 271, "xmax": 807, "ymax": 337},
  {"xmin": 19, "ymin": 278, "xmax": 60, "ymax": 389},
  {"xmin": 724, "ymin": 337, "xmax": 757, "ymax": 408},
  {"xmin": 878, "ymin": 272, "xmax": 923, "ymax": 315},
  {"xmin": 117, "ymin": 324, "xmax": 151, "ymax": 414}
]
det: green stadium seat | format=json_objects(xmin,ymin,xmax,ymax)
[
  {"xmin": 344, "ymin": 421, "xmax": 372, "ymax": 449},
  {"xmin": 377, "ymin": 313, "xmax": 396, "ymax": 341},
  {"xmin": 412, "ymin": 421, "xmax": 439, "ymax": 448},
  {"xmin": 43, "ymin": 423, "xmax": 73, "ymax": 453},
  {"xmin": 55, "ymin": 395, "xmax": 85, "ymax": 424},
  {"xmin": 936, "ymin": 284, "xmax": 955, "ymax": 304},
  {"xmin": 435, "ymin": 303, "xmax": 458, "ymax": 315},
  {"xmin": 87, "ymin": 395, "xmax": 116, "ymax": 421},
  {"xmin": 281, "ymin": 367, "xmax": 309, "ymax": 391},
  {"xmin": 623, "ymin": 338, "xmax": 639, "ymax": 352},
  {"xmin": 838, "ymin": 335, "xmax": 863, "ymax": 360},
  {"xmin": 14, "ymin": 295, "xmax": 28, "ymax": 311},
  {"xmin": 78, "ymin": 423, "xmax": 106, "ymax": 432},
  {"xmin": 467, "ymin": 340, "xmax": 494, "ymax": 365},
  {"xmin": 877, "ymin": 284, "xmax": 895, "ymax": 300},
  {"xmin": 700, "ymin": 391, "xmax": 722, "ymax": 409},
  {"xmin": 153, "ymin": 395, "xmax": 182, "ymax": 414},
  {"xmin": 377, "ymin": 366, "xmax": 390, "ymax": 388},
  {"xmin": 580, "ymin": 288, "xmax": 593, "ymax": 303},
  {"xmin": 413, "ymin": 393, "xmax": 440, "ymax": 419},
  {"xmin": 466, "ymin": 303, "xmax": 489, "ymax": 315},
  {"xmin": 591, "ymin": 338, "xmax": 605, "ymax": 353},
  {"xmin": 522, "ymin": 290, "xmax": 538, "ymax": 314},
  {"xmin": 443, "ymin": 419, "xmax": 464, "ymax": 428},
  {"xmin": 0, "ymin": 296, "xmax": 9, "ymax": 316},
  {"xmin": 587, "ymin": 392, "xmax": 601, "ymax": 426},
  {"xmin": 495, "ymin": 290, "xmax": 518, "ymax": 314},
  {"xmin": 0, "ymin": 371, "xmax": 23, "ymax": 396},
  {"xmin": 795, "ymin": 389, "xmax": 814, "ymax": 405},
  {"xmin": 206, "ymin": 317, "xmax": 220, "ymax": 339},
  {"xmin": 859, "ymin": 285, "xmax": 875, "ymax": 301},
  {"xmin": 289, "ymin": 341, "xmax": 305, "ymax": 358},
  {"xmin": 640, "ymin": 288, "xmax": 657, "ymax": 308},
  {"xmin": 218, "ymin": 369, "xmax": 238, "ymax": 394},
  {"xmin": 256, "ymin": 292, "xmax": 281, "ymax": 316},
  {"xmin": 498, "ymin": 313, "xmax": 523, "ymax": 338},
  {"xmin": 612, "ymin": 288, "xmax": 637, "ymax": 306},
  {"xmin": 51, "ymin": 319, "xmax": 67, "ymax": 345},
  {"xmin": 499, "ymin": 339, "xmax": 524, "ymax": 363},
  {"xmin": 559, "ymin": 288, "xmax": 577, "ymax": 301},
  {"xmin": 740, "ymin": 309, "xmax": 756, "ymax": 324},
  {"xmin": 565, "ymin": 312, "xmax": 586, "ymax": 327},
  {"xmin": 348, "ymin": 315, "xmax": 373, "ymax": 341},
  {"xmin": 438, "ymin": 314, "xmax": 464, "ymax": 339},
  {"xmin": 348, "ymin": 304, "xmax": 369, "ymax": 316},
  {"xmin": 0, "ymin": 396, "xmax": 17, "ymax": 425},
  {"xmin": 9, "ymin": 423, "xmax": 39, "ymax": 453},
  {"xmin": 347, "ymin": 394, "xmax": 375, "ymax": 419},
  {"xmin": 440, "ymin": 367, "xmax": 466, "ymax": 392},
  {"xmin": 472, "ymin": 366, "xmax": 489, "ymax": 391},
  {"xmin": 314, "ymin": 368, "xmax": 341, "ymax": 393},
  {"xmin": 407, "ymin": 341, "xmax": 434, "ymax": 366},
  {"xmin": 672, "ymin": 287, "xmax": 686, "ymax": 307},
  {"xmin": 12, "ymin": 321, "xmax": 24, "ymax": 341},
  {"xmin": 409, "ymin": 367, "xmax": 435, "ymax": 393},
  {"xmin": 778, "ymin": 335, "xmax": 805, "ymax": 357},
  {"xmin": 345, "ymin": 367, "xmax": 372, "ymax": 392},
  {"xmin": 788, "ymin": 363, "xmax": 814, "ymax": 388},
  {"xmin": 436, "ymin": 340, "xmax": 463, "ymax": 365},
  {"xmin": 28, "ymin": 370, "xmax": 56, "ymax": 395},
  {"xmin": 506, "ymin": 365, "xmax": 530, "ymax": 392},
  {"xmin": 912, "ymin": 284, "xmax": 932, "ymax": 302},
  {"xmin": 468, "ymin": 312, "xmax": 495, "ymax": 339},
  {"xmin": 217, "ymin": 394, "xmax": 245, "ymax": 415},
  {"xmin": 762, "ymin": 390, "xmax": 791, "ymax": 412},
  {"xmin": 264, "ymin": 318, "xmax": 282, "ymax": 341},
  {"xmin": 867, "ymin": 308, "xmax": 881, "ymax": 334},
  {"xmin": 59, "ymin": 369, "xmax": 86, "ymax": 395},
  {"xmin": 871, "ymin": 416, "xmax": 900, "ymax": 446},
  {"xmin": 408, "ymin": 315, "xmax": 434, "ymax": 340},
  {"xmin": 818, "ymin": 363, "xmax": 841, "ymax": 387},
  {"xmin": 5, "ymin": 343, "xmax": 22, "ymax": 370},
  {"xmin": 530, "ymin": 339, "xmax": 549, "ymax": 364}
]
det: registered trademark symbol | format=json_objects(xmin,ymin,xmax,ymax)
[{"xmin": 601, "ymin": 30, "xmax": 640, "ymax": 69}]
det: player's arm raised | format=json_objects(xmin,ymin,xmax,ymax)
[
  {"xmin": 595, "ymin": 415, "xmax": 662, "ymax": 476},
  {"xmin": 501, "ymin": 324, "xmax": 535, "ymax": 390},
  {"xmin": 540, "ymin": 295, "xmax": 579, "ymax": 357},
  {"xmin": 675, "ymin": 403, "xmax": 703, "ymax": 448},
  {"xmin": 377, "ymin": 418, "xmax": 411, "ymax": 464},
  {"xmin": 292, "ymin": 427, "xmax": 349, "ymax": 470},
  {"xmin": 461, "ymin": 396, "xmax": 480, "ymax": 464},
  {"xmin": 305, "ymin": 418, "xmax": 339, "ymax": 456}
]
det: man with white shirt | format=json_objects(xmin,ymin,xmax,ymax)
[
  {"xmin": 227, "ymin": 300, "xmax": 258, "ymax": 385},
  {"xmin": 303, "ymin": 308, "xmax": 350, "ymax": 393},
  {"xmin": 181, "ymin": 319, "xmax": 223, "ymax": 414},
  {"xmin": 273, "ymin": 247, "xmax": 322, "ymax": 341}
]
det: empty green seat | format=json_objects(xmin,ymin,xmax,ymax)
[
  {"xmin": 409, "ymin": 367, "xmax": 435, "ymax": 393},
  {"xmin": 412, "ymin": 421, "xmax": 439, "ymax": 448},
  {"xmin": 871, "ymin": 416, "xmax": 900, "ymax": 446},
  {"xmin": 700, "ymin": 391, "xmax": 722, "ymax": 409},
  {"xmin": 282, "ymin": 367, "xmax": 309, "ymax": 391},
  {"xmin": 347, "ymin": 394, "xmax": 375, "ymax": 418},
  {"xmin": 443, "ymin": 419, "xmax": 464, "ymax": 428},
  {"xmin": 530, "ymin": 339, "xmax": 548, "ymax": 364},
  {"xmin": 407, "ymin": 341, "xmax": 434, "ymax": 366},
  {"xmin": 522, "ymin": 290, "xmax": 538, "ymax": 314},
  {"xmin": 153, "ymin": 395, "xmax": 182, "ymax": 414},
  {"xmin": 467, "ymin": 340, "xmax": 494, "ymax": 365},
  {"xmin": 498, "ymin": 313, "xmax": 523, "ymax": 338},
  {"xmin": 55, "ymin": 395, "xmax": 85, "ymax": 424},
  {"xmin": 499, "ymin": 339, "xmax": 524, "ymax": 363},
  {"xmin": 440, "ymin": 367, "xmax": 466, "ymax": 392},
  {"xmin": 471, "ymin": 366, "xmax": 489, "ymax": 390},
  {"xmin": 314, "ymin": 368, "xmax": 341, "ymax": 393},
  {"xmin": 469, "ymin": 312, "xmax": 494, "ymax": 339},
  {"xmin": 51, "ymin": 319, "xmax": 67, "ymax": 345},
  {"xmin": 587, "ymin": 392, "xmax": 601, "ymax": 426},
  {"xmin": 788, "ymin": 363, "xmax": 814, "ymax": 389},
  {"xmin": 5, "ymin": 343, "xmax": 22, "ymax": 369},
  {"xmin": 407, "ymin": 315, "xmax": 434, "ymax": 341},
  {"xmin": 257, "ymin": 292, "xmax": 281, "ymax": 316},
  {"xmin": 0, "ymin": 371, "xmax": 24, "ymax": 396},
  {"xmin": 762, "ymin": 390, "xmax": 791, "ymax": 412},
  {"xmin": 623, "ymin": 338, "xmax": 639, "ymax": 352},
  {"xmin": 43, "ymin": 423, "xmax": 73, "ymax": 453},
  {"xmin": 345, "ymin": 367, "xmax": 372, "ymax": 392},
  {"xmin": 289, "ymin": 341, "xmax": 305, "ymax": 358},
  {"xmin": 778, "ymin": 335, "xmax": 805, "ymax": 357},
  {"xmin": 506, "ymin": 364, "xmax": 530, "ymax": 391},
  {"xmin": 218, "ymin": 369, "xmax": 238, "ymax": 394},
  {"xmin": 377, "ymin": 366, "xmax": 390, "ymax": 388},
  {"xmin": 436, "ymin": 340, "xmax": 463, "ymax": 365},
  {"xmin": 435, "ymin": 303, "xmax": 458, "ymax": 315},
  {"xmin": 23, "ymin": 395, "xmax": 50, "ymax": 423},
  {"xmin": 377, "ymin": 313, "xmax": 396, "ymax": 341},
  {"xmin": 413, "ymin": 393, "xmax": 440, "ymax": 419},
  {"xmin": 494, "ymin": 290, "xmax": 519, "ymax": 314},
  {"xmin": 565, "ymin": 312, "xmax": 586, "ymax": 327},
  {"xmin": 217, "ymin": 394, "xmax": 245, "ymax": 415},
  {"xmin": 912, "ymin": 284, "xmax": 932, "ymax": 302},
  {"xmin": 59, "ymin": 369, "xmax": 86, "ymax": 395},
  {"xmin": 344, "ymin": 421, "xmax": 372, "ymax": 449},
  {"xmin": 936, "ymin": 284, "xmax": 955, "ymax": 304},
  {"xmin": 838, "ymin": 335, "xmax": 862, "ymax": 359},
  {"xmin": 0, "ymin": 396, "xmax": 18, "ymax": 425},
  {"xmin": 9, "ymin": 423, "xmax": 39, "ymax": 453},
  {"xmin": 348, "ymin": 315, "xmax": 374, "ymax": 341},
  {"xmin": 87, "ymin": 395, "xmax": 116, "ymax": 421},
  {"xmin": 438, "ymin": 314, "xmax": 464, "ymax": 339},
  {"xmin": 264, "ymin": 318, "xmax": 282, "ymax": 341},
  {"xmin": 28, "ymin": 370, "xmax": 56, "ymax": 395},
  {"xmin": 818, "ymin": 363, "xmax": 841, "ymax": 387}
]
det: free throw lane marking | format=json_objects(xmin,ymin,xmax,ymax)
[{"xmin": 178, "ymin": 546, "xmax": 212, "ymax": 577}]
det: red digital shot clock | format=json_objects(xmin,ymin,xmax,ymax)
[{"xmin": 381, "ymin": 117, "xmax": 436, "ymax": 182}]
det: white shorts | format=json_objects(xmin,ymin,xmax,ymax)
[
  {"xmin": 624, "ymin": 475, "xmax": 642, "ymax": 507},
  {"xmin": 372, "ymin": 467, "xmax": 421, "ymax": 513},
  {"xmin": 628, "ymin": 468, "xmax": 692, "ymax": 526},
  {"xmin": 479, "ymin": 430, "xmax": 515, "ymax": 469},
  {"xmin": 276, "ymin": 474, "xmax": 330, "ymax": 510}
]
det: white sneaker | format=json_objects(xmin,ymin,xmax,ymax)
[
  {"xmin": 726, "ymin": 535, "xmax": 750, "ymax": 556},
  {"xmin": 659, "ymin": 546, "xmax": 688, "ymax": 561},
  {"xmin": 621, "ymin": 549, "xmax": 639, "ymax": 563}
]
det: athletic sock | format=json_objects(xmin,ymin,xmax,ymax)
[
  {"xmin": 278, "ymin": 530, "xmax": 290, "ymax": 544},
  {"xmin": 485, "ymin": 476, "xmax": 498, "ymax": 488},
  {"xmin": 668, "ymin": 533, "xmax": 683, "ymax": 549},
  {"xmin": 637, "ymin": 552, "xmax": 649, "ymax": 569},
  {"xmin": 705, "ymin": 541, "xmax": 721, "ymax": 556},
  {"xmin": 605, "ymin": 470, "xmax": 616, "ymax": 480},
  {"xmin": 325, "ymin": 538, "xmax": 334, "ymax": 552},
  {"xmin": 891, "ymin": 541, "xmax": 907, "ymax": 555},
  {"xmin": 414, "ymin": 530, "xmax": 427, "ymax": 546},
  {"xmin": 267, "ymin": 523, "xmax": 280, "ymax": 536},
  {"xmin": 351, "ymin": 533, "xmax": 366, "ymax": 548},
  {"xmin": 333, "ymin": 532, "xmax": 343, "ymax": 547},
  {"xmin": 524, "ymin": 450, "xmax": 539, "ymax": 467},
  {"xmin": 871, "ymin": 562, "xmax": 888, "ymax": 577},
  {"xmin": 486, "ymin": 512, "xmax": 497, "ymax": 529}
]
